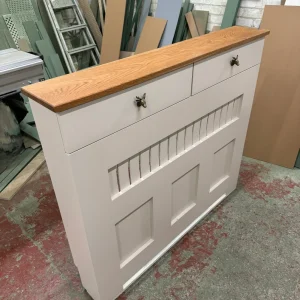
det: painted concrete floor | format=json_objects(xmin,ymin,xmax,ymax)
[{"xmin": 1, "ymin": 157, "xmax": 300, "ymax": 300}]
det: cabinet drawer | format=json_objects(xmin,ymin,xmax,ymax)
[
  {"xmin": 58, "ymin": 66, "xmax": 193, "ymax": 153},
  {"xmin": 192, "ymin": 39, "xmax": 264, "ymax": 95}
]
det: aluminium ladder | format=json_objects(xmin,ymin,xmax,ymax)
[{"xmin": 43, "ymin": 0, "xmax": 100, "ymax": 73}]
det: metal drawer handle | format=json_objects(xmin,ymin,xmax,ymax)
[
  {"xmin": 135, "ymin": 93, "xmax": 147, "ymax": 108},
  {"xmin": 230, "ymin": 55, "xmax": 240, "ymax": 66}
]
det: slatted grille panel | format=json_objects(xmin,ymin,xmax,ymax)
[
  {"xmin": 108, "ymin": 96, "xmax": 242, "ymax": 198},
  {"xmin": 3, "ymin": 14, "xmax": 20, "ymax": 49}
]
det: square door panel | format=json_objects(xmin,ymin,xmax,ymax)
[
  {"xmin": 171, "ymin": 165, "xmax": 199, "ymax": 224},
  {"xmin": 210, "ymin": 140, "xmax": 235, "ymax": 191},
  {"xmin": 116, "ymin": 198, "xmax": 153, "ymax": 266}
]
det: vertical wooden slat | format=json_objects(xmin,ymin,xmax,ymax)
[
  {"xmin": 226, "ymin": 101, "xmax": 235, "ymax": 123},
  {"xmin": 108, "ymin": 167, "xmax": 119, "ymax": 197},
  {"xmin": 129, "ymin": 154, "xmax": 140, "ymax": 184},
  {"xmin": 140, "ymin": 149, "xmax": 150, "ymax": 177},
  {"xmin": 159, "ymin": 138, "xmax": 169, "ymax": 165},
  {"xmin": 177, "ymin": 128, "xmax": 185, "ymax": 154},
  {"xmin": 118, "ymin": 160, "xmax": 130, "ymax": 191},
  {"xmin": 207, "ymin": 112, "xmax": 215, "ymax": 135},
  {"xmin": 219, "ymin": 104, "xmax": 227, "ymax": 127},
  {"xmin": 200, "ymin": 116, "xmax": 208, "ymax": 140},
  {"xmin": 192, "ymin": 120, "xmax": 200, "ymax": 144},
  {"xmin": 185, "ymin": 124, "xmax": 193, "ymax": 149},
  {"xmin": 150, "ymin": 143, "xmax": 160, "ymax": 171},
  {"xmin": 169, "ymin": 133, "xmax": 177, "ymax": 159},
  {"xmin": 214, "ymin": 107, "xmax": 221, "ymax": 131}
]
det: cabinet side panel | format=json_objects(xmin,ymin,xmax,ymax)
[{"xmin": 29, "ymin": 100, "xmax": 100, "ymax": 300}]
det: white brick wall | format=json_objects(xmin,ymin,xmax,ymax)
[{"xmin": 151, "ymin": 0, "xmax": 281, "ymax": 31}]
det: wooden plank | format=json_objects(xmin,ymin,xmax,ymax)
[
  {"xmin": 244, "ymin": 6, "xmax": 300, "ymax": 168},
  {"xmin": 23, "ymin": 21, "xmax": 41, "ymax": 52},
  {"xmin": 132, "ymin": 0, "xmax": 151, "ymax": 51},
  {"xmin": 18, "ymin": 38, "xmax": 31, "ymax": 51},
  {"xmin": 155, "ymin": 0, "xmax": 182, "ymax": 46},
  {"xmin": 22, "ymin": 26, "xmax": 269, "ymax": 112},
  {"xmin": 221, "ymin": 0, "xmax": 241, "ymax": 29},
  {"xmin": 135, "ymin": 17, "xmax": 167, "ymax": 54},
  {"xmin": 192, "ymin": 10, "xmax": 208, "ymax": 36},
  {"xmin": 77, "ymin": 0, "xmax": 102, "ymax": 51},
  {"xmin": 212, "ymin": 26, "xmax": 220, "ymax": 32},
  {"xmin": 100, "ymin": 0, "xmax": 126, "ymax": 64},
  {"xmin": 185, "ymin": 12, "xmax": 199, "ymax": 38},
  {"xmin": 119, "ymin": 51, "xmax": 134, "ymax": 59}
]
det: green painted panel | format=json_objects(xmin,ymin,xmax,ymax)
[
  {"xmin": 36, "ymin": 21, "xmax": 55, "ymax": 52},
  {"xmin": 221, "ymin": 0, "xmax": 241, "ymax": 29},
  {"xmin": 23, "ymin": 21, "xmax": 41, "ymax": 52},
  {"xmin": 173, "ymin": 0, "xmax": 190, "ymax": 43},
  {"xmin": 49, "ymin": 54, "xmax": 65, "ymax": 76},
  {"xmin": 295, "ymin": 150, "xmax": 300, "ymax": 168}
]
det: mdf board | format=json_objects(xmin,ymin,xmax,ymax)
[
  {"xmin": 132, "ymin": 0, "xmax": 151, "ymax": 51},
  {"xmin": 192, "ymin": 10, "xmax": 208, "ymax": 36},
  {"xmin": 135, "ymin": 17, "xmax": 167, "ymax": 54},
  {"xmin": 155, "ymin": 0, "xmax": 182, "ymax": 47},
  {"xmin": 244, "ymin": 6, "xmax": 300, "ymax": 168},
  {"xmin": 100, "ymin": 0, "xmax": 126, "ymax": 64},
  {"xmin": 185, "ymin": 12, "xmax": 199, "ymax": 38}
]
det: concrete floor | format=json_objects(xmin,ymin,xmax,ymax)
[{"xmin": 1, "ymin": 157, "xmax": 300, "ymax": 300}]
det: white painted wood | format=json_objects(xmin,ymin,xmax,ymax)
[
  {"xmin": 200, "ymin": 116, "xmax": 208, "ymax": 140},
  {"xmin": 185, "ymin": 124, "xmax": 193, "ymax": 150},
  {"xmin": 30, "ymin": 39, "xmax": 264, "ymax": 300},
  {"xmin": 192, "ymin": 39, "xmax": 264, "ymax": 95},
  {"xmin": 207, "ymin": 111, "xmax": 215, "ymax": 136},
  {"xmin": 129, "ymin": 155, "xmax": 140, "ymax": 184},
  {"xmin": 192, "ymin": 120, "xmax": 200, "ymax": 144},
  {"xmin": 58, "ymin": 66, "xmax": 193, "ymax": 153},
  {"xmin": 159, "ymin": 138, "xmax": 168, "ymax": 165},
  {"xmin": 140, "ymin": 149, "xmax": 150, "ymax": 178},
  {"xmin": 219, "ymin": 104, "xmax": 227, "ymax": 127},
  {"xmin": 150, "ymin": 144, "xmax": 160, "ymax": 171},
  {"xmin": 214, "ymin": 107, "xmax": 221, "ymax": 131},
  {"xmin": 169, "ymin": 133, "xmax": 177, "ymax": 160},
  {"xmin": 226, "ymin": 101, "xmax": 235, "ymax": 123},
  {"xmin": 177, "ymin": 128, "xmax": 185, "ymax": 154},
  {"xmin": 109, "ymin": 167, "xmax": 119, "ymax": 196},
  {"xmin": 118, "ymin": 160, "xmax": 130, "ymax": 191}
]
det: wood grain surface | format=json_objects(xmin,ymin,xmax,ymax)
[{"xmin": 22, "ymin": 26, "xmax": 269, "ymax": 112}]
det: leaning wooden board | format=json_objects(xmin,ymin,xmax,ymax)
[
  {"xmin": 244, "ymin": 6, "xmax": 300, "ymax": 168},
  {"xmin": 23, "ymin": 27, "xmax": 269, "ymax": 112},
  {"xmin": 135, "ymin": 16, "xmax": 167, "ymax": 54},
  {"xmin": 22, "ymin": 27, "xmax": 269, "ymax": 300},
  {"xmin": 100, "ymin": 0, "xmax": 126, "ymax": 64}
]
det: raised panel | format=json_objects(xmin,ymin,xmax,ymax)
[
  {"xmin": 171, "ymin": 165, "xmax": 199, "ymax": 224},
  {"xmin": 116, "ymin": 199, "xmax": 153, "ymax": 266},
  {"xmin": 210, "ymin": 140, "xmax": 235, "ymax": 191}
]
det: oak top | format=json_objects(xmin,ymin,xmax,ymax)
[{"xmin": 22, "ymin": 26, "xmax": 269, "ymax": 112}]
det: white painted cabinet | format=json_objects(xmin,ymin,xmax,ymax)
[{"xmin": 27, "ymin": 31, "xmax": 267, "ymax": 300}]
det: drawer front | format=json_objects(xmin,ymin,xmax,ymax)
[
  {"xmin": 192, "ymin": 39, "xmax": 264, "ymax": 95},
  {"xmin": 58, "ymin": 66, "xmax": 192, "ymax": 153}
]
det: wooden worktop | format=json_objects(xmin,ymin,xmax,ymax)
[{"xmin": 22, "ymin": 26, "xmax": 269, "ymax": 113}]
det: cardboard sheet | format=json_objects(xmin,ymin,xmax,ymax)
[
  {"xmin": 135, "ymin": 17, "xmax": 167, "ymax": 54},
  {"xmin": 244, "ymin": 6, "xmax": 300, "ymax": 168},
  {"xmin": 100, "ymin": 0, "xmax": 126, "ymax": 64}
]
